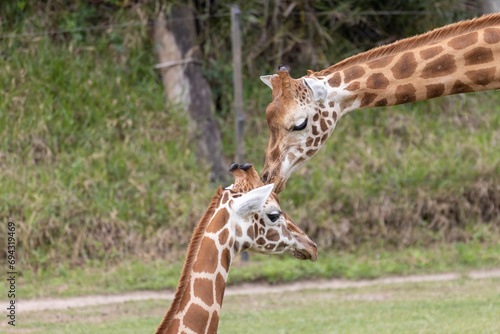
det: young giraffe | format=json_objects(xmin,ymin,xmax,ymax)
[
  {"xmin": 155, "ymin": 164, "xmax": 317, "ymax": 334},
  {"xmin": 259, "ymin": 13, "xmax": 500, "ymax": 193}
]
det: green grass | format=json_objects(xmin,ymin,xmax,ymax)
[
  {"xmin": 0, "ymin": 20, "xmax": 216, "ymax": 267},
  {"xmin": 8, "ymin": 241, "xmax": 499, "ymax": 300},
  {"xmin": 16, "ymin": 277, "xmax": 500, "ymax": 333}
]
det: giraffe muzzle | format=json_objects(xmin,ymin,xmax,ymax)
[
  {"xmin": 274, "ymin": 178, "xmax": 287, "ymax": 194},
  {"xmin": 292, "ymin": 241, "xmax": 318, "ymax": 262},
  {"xmin": 260, "ymin": 171, "xmax": 286, "ymax": 194}
]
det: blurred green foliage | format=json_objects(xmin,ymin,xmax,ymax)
[{"xmin": 0, "ymin": 0, "xmax": 498, "ymax": 277}]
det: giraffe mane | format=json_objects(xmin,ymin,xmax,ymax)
[
  {"xmin": 155, "ymin": 186, "xmax": 224, "ymax": 334},
  {"xmin": 312, "ymin": 13, "xmax": 500, "ymax": 77}
]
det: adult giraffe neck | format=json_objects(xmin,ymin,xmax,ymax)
[{"xmin": 311, "ymin": 13, "xmax": 500, "ymax": 114}]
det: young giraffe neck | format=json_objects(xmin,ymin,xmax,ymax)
[
  {"xmin": 156, "ymin": 187, "xmax": 234, "ymax": 334},
  {"xmin": 312, "ymin": 14, "xmax": 500, "ymax": 117}
]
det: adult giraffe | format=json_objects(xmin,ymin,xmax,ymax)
[
  {"xmin": 155, "ymin": 164, "xmax": 317, "ymax": 334},
  {"xmin": 260, "ymin": 13, "xmax": 500, "ymax": 193}
]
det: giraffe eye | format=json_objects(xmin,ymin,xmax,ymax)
[
  {"xmin": 292, "ymin": 118, "xmax": 308, "ymax": 131},
  {"xmin": 267, "ymin": 211, "xmax": 281, "ymax": 223}
]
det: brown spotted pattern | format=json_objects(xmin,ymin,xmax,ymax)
[
  {"xmin": 206, "ymin": 208, "xmax": 228, "ymax": 233},
  {"xmin": 448, "ymin": 31, "xmax": 478, "ymax": 50},
  {"xmin": 360, "ymin": 93, "xmax": 377, "ymax": 108},
  {"xmin": 328, "ymin": 72, "xmax": 341, "ymax": 87},
  {"xmin": 366, "ymin": 73, "xmax": 390, "ymax": 89},
  {"xmin": 356, "ymin": 25, "xmax": 498, "ymax": 108},
  {"xmin": 395, "ymin": 84, "xmax": 417, "ymax": 104},
  {"xmin": 420, "ymin": 46, "xmax": 444, "ymax": 60},
  {"xmin": 484, "ymin": 28, "xmax": 500, "ymax": 44},
  {"xmin": 193, "ymin": 278, "xmax": 214, "ymax": 306},
  {"xmin": 192, "ymin": 237, "xmax": 218, "ymax": 274},
  {"xmin": 215, "ymin": 273, "xmax": 225, "ymax": 306},
  {"xmin": 343, "ymin": 65, "xmax": 365, "ymax": 83},
  {"xmin": 426, "ymin": 83, "xmax": 446, "ymax": 99},
  {"xmin": 367, "ymin": 55, "xmax": 395, "ymax": 69},
  {"xmin": 421, "ymin": 54, "xmax": 457, "ymax": 79},
  {"xmin": 465, "ymin": 67, "xmax": 495, "ymax": 86},
  {"xmin": 207, "ymin": 313, "xmax": 219, "ymax": 333},
  {"xmin": 345, "ymin": 81, "xmax": 360, "ymax": 91},
  {"xmin": 184, "ymin": 304, "xmax": 209, "ymax": 334},
  {"xmin": 464, "ymin": 47, "xmax": 494, "ymax": 65},
  {"xmin": 451, "ymin": 80, "xmax": 474, "ymax": 94},
  {"xmin": 391, "ymin": 52, "xmax": 417, "ymax": 79}
]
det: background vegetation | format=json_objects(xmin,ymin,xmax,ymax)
[{"xmin": 0, "ymin": 0, "xmax": 499, "ymax": 294}]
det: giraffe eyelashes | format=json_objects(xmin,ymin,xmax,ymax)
[
  {"xmin": 292, "ymin": 118, "xmax": 308, "ymax": 131},
  {"xmin": 267, "ymin": 211, "xmax": 281, "ymax": 223}
]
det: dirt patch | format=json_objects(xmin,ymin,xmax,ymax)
[
  {"xmin": 18, "ymin": 268, "xmax": 500, "ymax": 313},
  {"xmin": 21, "ymin": 299, "xmax": 168, "ymax": 326},
  {"xmin": 20, "ymin": 290, "xmax": 175, "ymax": 313},
  {"xmin": 0, "ymin": 324, "xmax": 40, "ymax": 333}
]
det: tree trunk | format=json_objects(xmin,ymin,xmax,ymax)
[{"xmin": 154, "ymin": 6, "xmax": 226, "ymax": 182}]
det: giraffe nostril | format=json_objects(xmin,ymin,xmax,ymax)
[{"xmin": 261, "ymin": 172, "xmax": 270, "ymax": 183}]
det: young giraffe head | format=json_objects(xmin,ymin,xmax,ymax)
[
  {"xmin": 224, "ymin": 163, "xmax": 317, "ymax": 260},
  {"xmin": 260, "ymin": 66, "xmax": 340, "ymax": 193},
  {"xmin": 156, "ymin": 164, "xmax": 317, "ymax": 334}
]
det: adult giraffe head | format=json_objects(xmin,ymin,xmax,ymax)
[
  {"xmin": 260, "ymin": 65, "xmax": 340, "ymax": 193},
  {"xmin": 261, "ymin": 14, "xmax": 500, "ymax": 193}
]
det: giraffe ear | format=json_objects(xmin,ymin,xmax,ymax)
[
  {"xmin": 260, "ymin": 75, "xmax": 274, "ymax": 89},
  {"xmin": 303, "ymin": 77, "xmax": 327, "ymax": 102},
  {"xmin": 233, "ymin": 184, "xmax": 274, "ymax": 217}
]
